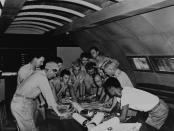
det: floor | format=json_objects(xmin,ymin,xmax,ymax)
[{"xmin": 1, "ymin": 107, "xmax": 174, "ymax": 131}]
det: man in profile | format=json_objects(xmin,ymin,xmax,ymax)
[
  {"xmin": 11, "ymin": 61, "xmax": 67, "ymax": 131},
  {"xmin": 103, "ymin": 77, "xmax": 169, "ymax": 131},
  {"xmin": 17, "ymin": 53, "xmax": 46, "ymax": 122},
  {"xmin": 17, "ymin": 53, "xmax": 45, "ymax": 85}
]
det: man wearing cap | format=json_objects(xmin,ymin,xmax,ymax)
[{"xmin": 11, "ymin": 61, "xmax": 67, "ymax": 131}]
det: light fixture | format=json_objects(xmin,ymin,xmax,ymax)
[{"xmin": 0, "ymin": 0, "xmax": 6, "ymax": 16}]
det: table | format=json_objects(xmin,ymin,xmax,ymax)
[{"xmin": 41, "ymin": 110, "xmax": 85, "ymax": 131}]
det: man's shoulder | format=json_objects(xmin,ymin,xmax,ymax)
[
  {"xmin": 19, "ymin": 63, "xmax": 31, "ymax": 72},
  {"xmin": 122, "ymin": 87, "xmax": 134, "ymax": 94},
  {"xmin": 32, "ymin": 70, "xmax": 47, "ymax": 79},
  {"xmin": 34, "ymin": 70, "xmax": 45, "ymax": 75}
]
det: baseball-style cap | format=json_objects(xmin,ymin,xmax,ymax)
[{"xmin": 45, "ymin": 62, "xmax": 59, "ymax": 71}]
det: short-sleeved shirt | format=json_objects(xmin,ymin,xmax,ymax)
[
  {"xmin": 114, "ymin": 69, "xmax": 134, "ymax": 88},
  {"xmin": 17, "ymin": 63, "xmax": 34, "ymax": 85},
  {"xmin": 121, "ymin": 87, "xmax": 159, "ymax": 112},
  {"xmin": 15, "ymin": 70, "xmax": 57, "ymax": 109}
]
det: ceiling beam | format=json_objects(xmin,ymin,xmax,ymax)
[
  {"xmin": 56, "ymin": 0, "xmax": 102, "ymax": 11},
  {"xmin": 27, "ymin": 0, "xmax": 102, "ymax": 11},
  {"xmin": 53, "ymin": 0, "xmax": 174, "ymax": 35},
  {"xmin": 2, "ymin": 0, "xmax": 26, "ymax": 16},
  {"xmin": 11, "ymin": 21, "xmax": 56, "ymax": 29},
  {"xmin": 5, "ymin": 28, "xmax": 45, "ymax": 34},
  {"xmin": 17, "ymin": 12, "xmax": 73, "ymax": 22},
  {"xmin": 0, "ymin": 0, "xmax": 27, "ymax": 35},
  {"xmin": 22, "ymin": 5, "xmax": 85, "ymax": 17},
  {"xmin": 8, "ymin": 24, "xmax": 50, "ymax": 31},
  {"xmin": 13, "ymin": 17, "xmax": 63, "ymax": 26}
]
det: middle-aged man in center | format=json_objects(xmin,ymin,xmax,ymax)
[{"xmin": 11, "ymin": 61, "xmax": 68, "ymax": 131}]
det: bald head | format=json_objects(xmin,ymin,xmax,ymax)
[
  {"xmin": 45, "ymin": 62, "xmax": 60, "ymax": 80},
  {"xmin": 45, "ymin": 62, "xmax": 59, "ymax": 71}
]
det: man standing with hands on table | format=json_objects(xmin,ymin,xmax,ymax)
[
  {"xmin": 103, "ymin": 77, "xmax": 169, "ymax": 131},
  {"xmin": 17, "ymin": 53, "xmax": 46, "ymax": 122},
  {"xmin": 11, "ymin": 61, "xmax": 68, "ymax": 131}
]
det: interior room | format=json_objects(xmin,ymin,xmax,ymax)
[{"xmin": 0, "ymin": 0, "xmax": 174, "ymax": 131}]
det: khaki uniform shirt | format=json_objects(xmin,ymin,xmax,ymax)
[
  {"xmin": 17, "ymin": 63, "xmax": 34, "ymax": 85},
  {"xmin": 15, "ymin": 70, "xmax": 57, "ymax": 109}
]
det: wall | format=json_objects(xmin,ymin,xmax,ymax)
[
  {"xmin": 70, "ymin": 6, "xmax": 174, "ymax": 88},
  {"xmin": 0, "ymin": 79, "xmax": 5, "ymax": 102},
  {"xmin": 57, "ymin": 47, "xmax": 83, "ymax": 68}
]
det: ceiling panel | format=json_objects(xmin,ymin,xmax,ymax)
[
  {"xmin": 5, "ymin": 28, "xmax": 45, "ymax": 34},
  {"xmin": 1, "ymin": 0, "xmax": 173, "ymax": 42},
  {"xmin": 2, "ymin": 0, "xmax": 103, "ymax": 35},
  {"xmin": 11, "ymin": 21, "xmax": 56, "ymax": 29}
]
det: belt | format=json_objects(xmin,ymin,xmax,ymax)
[
  {"xmin": 14, "ymin": 94, "xmax": 35, "ymax": 100},
  {"xmin": 149, "ymin": 101, "xmax": 160, "ymax": 112}
]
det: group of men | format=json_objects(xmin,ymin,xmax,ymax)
[
  {"xmin": 10, "ymin": 46, "xmax": 169, "ymax": 131},
  {"xmin": 11, "ymin": 54, "xmax": 67, "ymax": 131}
]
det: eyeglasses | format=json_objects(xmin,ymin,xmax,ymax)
[{"xmin": 52, "ymin": 69, "xmax": 58, "ymax": 73}]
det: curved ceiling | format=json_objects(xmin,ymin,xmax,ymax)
[
  {"xmin": 0, "ymin": 0, "xmax": 173, "ymax": 36},
  {"xmin": 2, "ymin": 0, "xmax": 104, "ymax": 35}
]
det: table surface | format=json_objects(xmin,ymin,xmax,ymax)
[{"xmin": 43, "ymin": 111, "xmax": 86, "ymax": 131}]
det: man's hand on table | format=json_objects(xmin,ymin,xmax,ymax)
[
  {"xmin": 58, "ymin": 112, "xmax": 71, "ymax": 119},
  {"xmin": 97, "ymin": 106, "xmax": 112, "ymax": 113}
]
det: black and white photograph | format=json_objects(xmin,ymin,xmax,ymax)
[
  {"xmin": 128, "ymin": 56, "xmax": 152, "ymax": 72},
  {"xmin": 0, "ymin": 0, "xmax": 174, "ymax": 131},
  {"xmin": 150, "ymin": 56, "xmax": 174, "ymax": 73}
]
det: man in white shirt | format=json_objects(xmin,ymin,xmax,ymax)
[
  {"xmin": 103, "ymin": 77, "xmax": 169, "ymax": 130},
  {"xmin": 17, "ymin": 54, "xmax": 45, "ymax": 85},
  {"xmin": 11, "ymin": 61, "xmax": 67, "ymax": 131}
]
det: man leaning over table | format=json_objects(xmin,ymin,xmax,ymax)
[{"xmin": 11, "ymin": 61, "xmax": 68, "ymax": 131}]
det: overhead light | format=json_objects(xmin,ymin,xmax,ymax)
[{"xmin": 0, "ymin": 0, "xmax": 6, "ymax": 16}]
